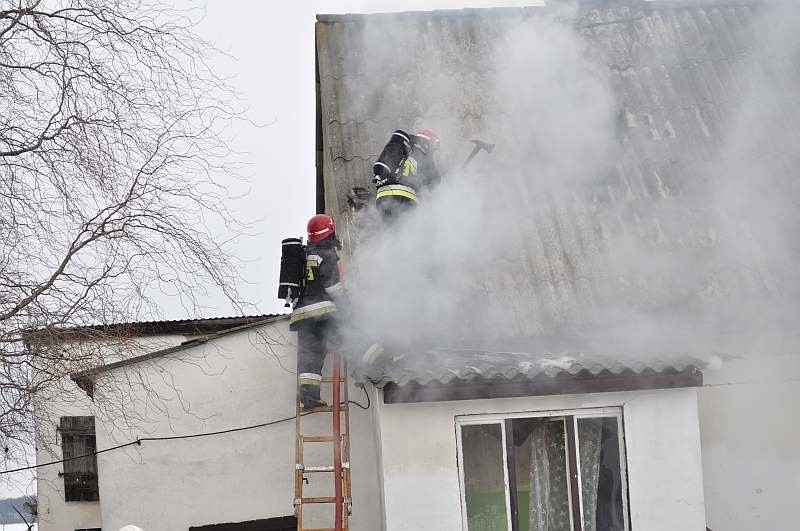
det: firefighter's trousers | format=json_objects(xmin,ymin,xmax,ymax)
[
  {"xmin": 296, "ymin": 316, "xmax": 339, "ymax": 385},
  {"xmin": 376, "ymin": 195, "xmax": 416, "ymax": 224}
]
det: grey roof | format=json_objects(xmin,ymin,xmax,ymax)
[
  {"xmin": 315, "ymin": 0, "xmax": 800, "ymax": 342},
  {"xmin": 71, "ymin": 316, "xmax": 287, "ymax": 394},
  {"xmin": 29, "ymin": 314, "xmax": 288, "ymax": 342},
  {"xmin": 369, "ymin": 348, "xmax": 707, "ymax": 388}
]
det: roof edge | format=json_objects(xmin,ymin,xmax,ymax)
[
  {"xmin": 316, "ymin": 0, "xmax": 778, "ymax": 23},
  {"xmin": 382, "ymin": 366, "xmax": 703, "ymax": 404},
  {"xmin": 316, "ymin": 6, "xmax": 545, "ymax": 23},
  {"xmin": 70, "ymin": 316, "xmax": 286, "ymax": 395},
  {"xmin": 25, "ymin": 314, "xmax": 288, "ymax": 343}
]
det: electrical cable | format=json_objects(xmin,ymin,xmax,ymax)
[
  {"xmin": 349, "ymin": 383, "xmax": 370, "ymax": 410},
  {"xmin": 1, "ymin": 385, "xmax": 371, "ymax": 475}
]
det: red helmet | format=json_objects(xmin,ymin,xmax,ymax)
[
  {"xmin": 414, "ymin": 128, "xmax": 440, "ymax": 153},
  {"xmin": 307, "ymin": 214, "xmax": 335, "ymax": 243}
]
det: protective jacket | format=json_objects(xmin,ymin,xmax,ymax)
[
  {"xmin": 375, "ymin": 134, "xmax": 441, "ymax": 205},
  {"xmin": 289, "ymin": 241, "xmax": 344, "ymax": 330}
]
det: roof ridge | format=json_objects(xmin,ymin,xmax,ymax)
[{"xmin": 316, "ymin": 1, "xmax": 775, "ymax": 24}]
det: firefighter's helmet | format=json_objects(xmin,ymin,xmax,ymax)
[
  {"xmin": 414, "ymin": 128, "xmax": 440, "ymax": 153},
  {"xmin": 307, "ymin": 214, "xmax": 335, "ymax": 243}
]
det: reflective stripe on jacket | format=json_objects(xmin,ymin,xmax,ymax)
[
  {"xmin": 376, "ymin": 184, "xmax": 418, "ymax": 202},
  {"xmin": 290, "ymin": 300, "xmax": 336, "ymax": 325}
]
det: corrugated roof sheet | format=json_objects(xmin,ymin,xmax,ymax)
[
  {"xmin": 370, "ymin": 348, "xmax": 707, "ymax": 387},
  {"xmin": 316, "ymin": 0, "xmax": 799, "ymax": 342},
  {"xmin": 32, "ymin": 314, "xmax": 289, "ymax": 342}
]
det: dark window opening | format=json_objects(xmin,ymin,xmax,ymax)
[{"xmin": 59, "ymin": 416, "xmax": 99, "ymax": 502}]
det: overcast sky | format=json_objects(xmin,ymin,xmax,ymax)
[{"xmin": 190, "ymin": 0, "xmax": 544, "ymax": 317}]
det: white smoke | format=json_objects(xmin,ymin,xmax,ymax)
[{"xmin": 337, "ymin": 3, "xmax": 800, "ymax": 362}]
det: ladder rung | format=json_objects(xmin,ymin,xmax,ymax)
[
  {"xmin": 299, "ymin": 404, "xmax": 351, "ymax": 413},
  {"xmin": 301, "ymin": 496, "xmax": 336, "ymax": 504},
  {"xmin": 303, "ymin": 465, "xmax": 335, "ymax": 473},
  {"xmin": 298, "ymin": 462, "xmax": 350, "ymax": 473},
  {"xmin": 303, "ymin": 434, "xmax": 335, "ymax": 443},
  {"xmin": 302, "ymin": 405, "xmax": 333, "ymax": 412}
]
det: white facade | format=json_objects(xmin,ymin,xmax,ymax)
[
  {"xmin": 375, "ymin": 387, "xmax": 707, "ymax": 531},
  {"xmin": 35, "ymin": 318, "xmax": 714, "ymax": 531},
  {"xmin": 699, "ymin": 347, "xmax": 800, "ymax": 531},
  {"xmin": 79, "ymin": 320, "xmax": 381, "ymax": 531},
  {"xmin": 35, "ymin": 334, "xmax": 190, "ymax": 531}
]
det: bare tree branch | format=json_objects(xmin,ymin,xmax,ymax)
[{"xmin": 1, "ymin": 0, "xmax": 250, "ymax": 472}]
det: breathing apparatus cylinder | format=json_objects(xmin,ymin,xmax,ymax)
[
  {"xmin": 373, "ymin": 130, "xmax": 412, "ymax": 185},
  {"xmin": 278, "ymin": 237, "xmax": 305, "ymax": 307}
]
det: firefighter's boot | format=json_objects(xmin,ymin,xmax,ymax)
[{"xmin": 299, "ymin": 383, "xmax": 328, "ymax": 410}]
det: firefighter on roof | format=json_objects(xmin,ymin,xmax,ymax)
[
  {"xmin": 373, "ymin": 128, "xmax": 441, "ymax": 221},
  {"xmin": 289, "ymin": 214, "xmax": 345, "ymax": 409}
]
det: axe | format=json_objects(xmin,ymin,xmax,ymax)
[{"xmin": 461, "ymin": 139, "xmax": 495, "ymax": 169}]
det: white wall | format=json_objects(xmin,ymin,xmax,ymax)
[
  {"xmin": 91, "ymin": 320, "xmax": 382, "ymax": 531},
  {"xmin": 35, "ymin": 390, "xmax": 101, "ymax": 531},
  {"xmin": 35, "ymin": 334, "xmax": 188, "ymax": 531},
  {"xmin": 376, "ymin": 387, "xmax": 707, "ymax": 531},
  {"xmin": 699, "ymin": 349, "xmax": 800, "ymax": 531}
]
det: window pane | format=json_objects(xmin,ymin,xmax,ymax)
[
  {"xmin": 461, "ymin": 424, "xmax": 509, "ymax": 531},
  {"xmin": 512, "ymin": 418, "xmax": 572, "ymax": 531},
  {"xmin": 577, "ymin": 418, "xmax": 626, "ymax": 531}
]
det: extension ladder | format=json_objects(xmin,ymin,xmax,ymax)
[{"xmin": 294, "ymin": 353, "xmax": 352, "ymax": 531}]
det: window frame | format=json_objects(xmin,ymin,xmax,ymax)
[
  {"xmin": 455, "ymin": 407, "xmax": 631, "ymax": 531},
  {"xmin": 58, "ymin": 415, "xmax": 100, "ymax": 502}
]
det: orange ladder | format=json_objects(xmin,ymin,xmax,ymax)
[{"xmin": 294, "ymin": 353, "xmax": 352, "ymax": 531}]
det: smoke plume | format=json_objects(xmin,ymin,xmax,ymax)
[{"xmin": 337, "ymin": 3, "xmax": 800, "ymax": 363}]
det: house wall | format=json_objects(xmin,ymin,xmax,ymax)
[
  {"xmin": 699, "ymin": 348, "xmax": 800, "ymax": 531},
  {"xmin": 35, "ymin": 334, "xmax": 187, "ymax": 531},
  {"xmin": 35, "ymin": 387, "xmax": 102, "ymax": 531},
  {"xmin": 91, "ymin": 320, "xmax": 382, "ymax": 531},
  {"xmin": 376, "ymin": 387, "xmax": 706, "ymax": 531}
]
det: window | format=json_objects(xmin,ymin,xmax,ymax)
[
  {"xmin": 457, "ymin": 408, "xmax": 629, "ymax": 531},
  {"xmin": 59, "ymin": 416, "xmax": 99, "ymax": 502}
]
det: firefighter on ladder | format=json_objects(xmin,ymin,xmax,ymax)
[
  {"xmin": 373, "ymin": 128, "xmax": 441, "ymax": 221},
  {"xmin": 290, "ymin": 214, "xmax": 346, "ymax": 410}
]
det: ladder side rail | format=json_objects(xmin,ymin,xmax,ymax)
[
  {"xmin": 342, "ymin": 363, "xmax": 352, "ymax": 530},
  {"xmin": 332, "ymin": 353, "xmax": 344, "ymax": 531},
  {"xmin": 295, "ymin": 379, "xmax": 304, "ymax": 529}
]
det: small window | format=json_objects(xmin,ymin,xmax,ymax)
[
  {"xmin": 457, "ymin": 409, "xmax": 629, "ymax": 531},
  {"xmin": 59, "ymin": 416, "xmax": 99, "ymax": 502}
]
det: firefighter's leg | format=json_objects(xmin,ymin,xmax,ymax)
[
  {"xmin": 297, "ymin": 320, "xmax": 328, "ymax": 409},
  {"xmin": 376, "ymin": 195, "xmax": 415, "ymax": 225}
]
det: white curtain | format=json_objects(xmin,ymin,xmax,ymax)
[
  {"xmin": 528, "ymin": 420, "xmax": 572, "ymax": 531},
  {"xmin": 527, "ymin": 418, "xmax": 604, "ymax": 531}
]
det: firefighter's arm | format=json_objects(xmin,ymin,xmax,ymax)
[{"xmin": 320, "ymin": 252, "xmax": 346, "ymax": 302}]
